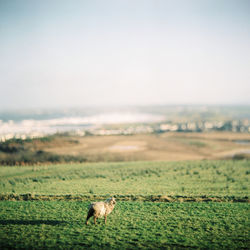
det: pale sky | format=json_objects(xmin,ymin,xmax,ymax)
[{"xmin": 0, "ymin": 0, "xmax": 250, "ymax": 109}]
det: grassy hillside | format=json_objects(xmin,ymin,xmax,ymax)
[
  {"xmin": 0, "ymin": 201, "xmax": 249, "ymax": 249},
  {"xmin": 0, "ymin": 160, "xmax": 249, "ymax": 198},
  {"xmin": 0, "ymin": 160, "xmax": 249, "ymax": 249}
]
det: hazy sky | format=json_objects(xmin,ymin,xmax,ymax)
[{"xmin": 0, "ymin": 0, "xmax": 250, "ymax": 109}]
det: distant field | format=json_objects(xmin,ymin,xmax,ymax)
[
  {"xmin": 0, "ymin": 160, "xmax": 249, "ymax": 198},
  {"xmin": 1, "ymin": 132, "xmax": 250, "ymax": 165},
  {"xmin": 44, "ymin": 132, "xmax": 250, "ymax": 161},
  {"xmin": 0, "ymin": 201, "xmax": 249, "ymax": 249}
]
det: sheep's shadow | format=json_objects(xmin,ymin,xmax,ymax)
[{"xmin": 0, "ymin": 219, "xmax": 66, "ymax": 226}]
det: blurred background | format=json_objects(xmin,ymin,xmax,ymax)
[{"xmin": 0, "ymin": 0, "xmax": 250, "ymax": 164}]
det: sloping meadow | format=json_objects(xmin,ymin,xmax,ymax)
[{"xmin": 0, "ymin": 160, "xmax": 249, "ymax": 199}]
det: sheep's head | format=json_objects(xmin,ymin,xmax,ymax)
[
  {"xmin": 106, "ymin": 197, "xmax": 116, "ymax": 205},
  {"xmin": 110, "ymin": 197, "xmax": 116, "ymax": 205}
]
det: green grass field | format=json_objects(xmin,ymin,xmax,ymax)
[
  {"xmin": 0, "ymin": 160, "xmax": 249, "ymax": 197},
  {"xmin": 0, "ymin": 201, "xmax": 249, "ymax": 249},
  {"xmin": 0, "ymin": 160, "xmax": 249, "ymax": 249}
]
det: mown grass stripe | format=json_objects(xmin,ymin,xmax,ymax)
[{"xmin": 0, "ymin": 193, "xmax": 249, "ymax": 202}]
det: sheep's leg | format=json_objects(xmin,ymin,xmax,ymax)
[
  {"xmin": 86, "ymin": 209, "xmax": 94, "ymax": 225},
  {"xmin": 86, "ymin": 214, "xmax": 91, "ymax": 225},
  {"xmin": 104, "ymin": 215, "xmax": 107, "ymax": 224},
  {"xmin": 94, "ymin": 216, "xmax": 97, "ymax": 225}
]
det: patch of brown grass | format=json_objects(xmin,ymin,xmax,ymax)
[{"xmin": 43, "ymin": 132, "xmax": 250, "ymax": 161}]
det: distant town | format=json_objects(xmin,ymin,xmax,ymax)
[
  {"xmin": 1, "ymin": 119, "xmax": 249, "ymax": 142},
  {"xmin": 87, "ymin": 119, "xmax": 250, "ymax": 136},
  {"xmin": 1, "ymin": 105, "xmax": 250, "ymax": 141}
]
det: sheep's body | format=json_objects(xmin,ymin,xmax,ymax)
[
  {"xmin": 92, "ymin": 202, "xmax": 106, "ymax": 217},
  {"xmin": 86, "ymin": 197, "xmax": 116, "ymax": 225}
]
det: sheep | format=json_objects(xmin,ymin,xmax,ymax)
[{"xmin": 86, "ymin": 197, "xmax": 116, "ymax": 225}]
